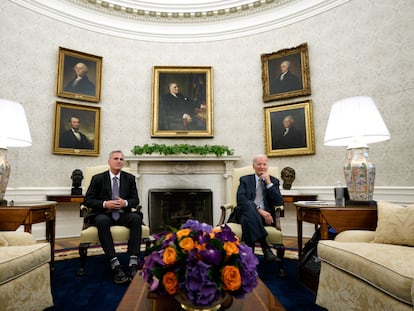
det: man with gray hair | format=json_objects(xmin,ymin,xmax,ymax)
[
  {"xmin": 270, "ymin": 60, "xmax": 301, "ymax": 94},
  {"xmin": 64, "ymin": 62, "xmax": 96, "ymax": 96},
  {"xmin": 84, "ymin": 150, "xmax": 142, "ymax": 284},
  {"xmin": 233, "ymin": 154, "xmax": 283, "ymax": 262}
]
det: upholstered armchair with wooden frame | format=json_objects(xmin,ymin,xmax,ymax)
[
  {"xmin": 218, "ymin": 166, "xmax": 286, "ymax": 276},
  {"xmin": 77, "ymin": 165, "xmax": 151, "ymax": 276}
]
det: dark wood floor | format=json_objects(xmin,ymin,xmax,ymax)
[{"xmin": 54, "ymin": 236, "xmax": 303, "ymax": 251}]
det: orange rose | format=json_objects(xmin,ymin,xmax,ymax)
[
  {"xmin": 222, "ymin": 265, "xmax": 241, "ymax": 291},
  {"xmin": 176, "ymin": 228, "xmax": 191, "ymax": 240},
  {"xmin": 163, "ymin": 246, "xmax": 177, "ymax": 265},
  {"xmin": 179, "ymin": 237, "xmax": 195, "ymax": 252},
  {"xmin": 163, "ymin": 271, "xmax": 178, "ymax": 295},
  {"xmin": 223, "ymin": 241, "xmax": 239, "ymax": 256}
]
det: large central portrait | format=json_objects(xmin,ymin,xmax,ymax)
[{"xmin": 151, "ymin": 66, "xmax": 213, "ymax": 138}]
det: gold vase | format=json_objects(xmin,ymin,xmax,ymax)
[{"xmin": 175, "ymin": 292, "xmax": 232, "ymax": 311}]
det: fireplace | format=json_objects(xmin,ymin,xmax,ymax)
[
  {"xmin": 149, "ymin": 189, "xmax": 212, "ymax": 234},
  {"xmin": 124, "ymin": 155, "xmax": 239, "ymax": 229}
]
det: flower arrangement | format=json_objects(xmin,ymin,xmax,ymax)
[{"xmin": 141, "ymin": 220, "xmax": 259, "ymax": 307}]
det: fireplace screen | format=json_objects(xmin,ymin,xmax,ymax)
[{"xmin": 149, "ymin": 189, "xmax": 213, "ymax": 234}]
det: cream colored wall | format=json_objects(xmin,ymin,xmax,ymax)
[{"xmin": 1, "ymin": 0, "xmax": 413, "ymax": 193}]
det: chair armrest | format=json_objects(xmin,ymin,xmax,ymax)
[
  {"xmin": 218, "ymin": 203, "xmax": 235, "ymax": 226},
  {"xmin": 80, "ymin": 204, "xmax": 91, "ymax": 218},
  {"xmin": 0, "ymin": 231, "xmax": 37, "ymax": 246},
  {"xmin": 334, "ymin": 230, "xmax": 375, "ymax": 242}
]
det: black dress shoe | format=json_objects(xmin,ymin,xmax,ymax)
[
  {"xmin": 128, "ymin": 264, "xmax": 138, "ymax": 280},
  {"xmin": 113, "ymin": 265, "xmax": 129, "ymax": 284},
  {"xmin": 263, "ymin": 248, "xmax": 277, "ymax": 262}
]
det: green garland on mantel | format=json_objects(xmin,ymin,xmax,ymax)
[{"xmin": 131, "ymin": 144, "xmax": 234, "ymax": 157}]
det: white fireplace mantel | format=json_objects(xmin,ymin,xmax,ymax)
[{"xmin": 124, "ymin": 155, "xmax": 240, "ymax": 226}]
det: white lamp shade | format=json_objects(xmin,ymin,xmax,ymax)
[
  {"xmin": 0, "ymin": 99, "xmax": 32, "ymax": 148},
  {"xmin": 324, "ymin": 96, "xmax": 390, "ymax": 147}
]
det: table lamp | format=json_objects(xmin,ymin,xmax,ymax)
[
  {"xmin": 0, "ymin": 99, "xmax": 32, "ymax": 206},
  {"xmin": 324, "ymin": 96, "xmax": 390, "ymax": 202}
]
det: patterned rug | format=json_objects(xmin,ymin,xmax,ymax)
[{"xmin": 55, "ymin": 243, "xmax": 298, "ymax": 261}]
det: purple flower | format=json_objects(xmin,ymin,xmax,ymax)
[
  {"xmin": 238, "ymin": 243, "xmax": 259, "ymax": 271},
  {"xmin": 182, "ymin": 219, "xmax": 213, "ymax": 233},
  {"xmin": 200, "ymin": 244, "xmax": 223, "ymax": 266},
  {"xmin": 185, "ymin": 260, "xmax": 220, "ymax": 305},
  {"xmin": 214, "ymin": 225, "xmax": 238, "ymax": 243}
]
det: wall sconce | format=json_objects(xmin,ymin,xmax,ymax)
[
  {"xmin": 0, "ymin": 99, "xmax": 32, "ymax": 205},
  {"xmin": 324, "ymin": 96, "xmax": 390, "ymax": 202}
]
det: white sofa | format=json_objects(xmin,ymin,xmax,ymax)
[
  {"xmin": 0, "ymin": 231, "xmax": 53, "ymax": 311},
  {"xmin": 316, "ymin": 201, "xmax": 414, "ymax": 311}
]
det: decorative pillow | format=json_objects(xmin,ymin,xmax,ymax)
[
  {"xmin": 373, "ymin": 201, "xmax": 414, "ymax": 246},
  {"xmin": 0, "ymin": 233, "xmax": 8, "ymax": 246}
]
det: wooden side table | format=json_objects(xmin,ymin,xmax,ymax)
[
  {"xmin": 0, "ymin": 201, "xmax": 57, "ymax": 271},
  {"xmin": 46, "ymin": 194, "xmax": 84, "ymax": 204}
]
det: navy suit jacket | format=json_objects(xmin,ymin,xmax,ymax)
[
  {"xmin": 84, "ymin": 170, "xmax": 139, "ymax": 217},
  {"xmin": 235, "ymin": 174, "xmax": 283, "ymax": 221}
]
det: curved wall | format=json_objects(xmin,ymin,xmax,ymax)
[{"xmin": 1, "ymin": 0, "xmax": 413, "ymax": 193}]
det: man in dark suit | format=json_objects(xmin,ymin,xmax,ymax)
[
  {"xmin": 235, "ymin": 154, "xmax": 283, "ymax": 261},
  {"xmin": 84, "ymin": 150, "xmax": 142, "ymax": 284},
  {"xmin": 64, "ymin": 62, "xmax": 96, "ymax": 96},
  {"xmin": 59, "ymin": 116, "xmax": 93, "ymax": 149},
  {"xmin": 270, "ymin": 60, "xmax": 301, "ymax": 94},
  {"xmin": 159, "ymin": 82, "xmax": 201, "ymax": 130},
  {"xmin": 272, "ymin": 115, "xmax": 306, "ymax": 149}
]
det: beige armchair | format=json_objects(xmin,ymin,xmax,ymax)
[
  {"xmin": 0, "ymin": 231, "xmax": 53, "ymax": 310},
  {"xmin": 77, "ymin": 165, "xmax": 151, "ymax": 275},
  {"xmin": 218, "ymin": 166, "xmax": 286, "ymax": 276}
]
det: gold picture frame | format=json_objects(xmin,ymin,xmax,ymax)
[
  {"xmin": 151, "ymin": 66, "xmax": 213, "ymax": 138},
  {"xmin": 53, "ymin": 102, "xmax": 101, "ymax": 156},
  {"xmin": 264, "ymin": 100, "xmax": 315, "ymax": 157},
  {"xmin": 261, "ymin": 43, "xmax": 311, "ymax": 102},
  {"xmin": 56, "ymin": 47, "xmax": 102, "ymax": 103}
]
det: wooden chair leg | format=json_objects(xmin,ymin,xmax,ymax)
[
  {"xmin": 274, "ymin": 244, "xmax": 287, "ymax": 277},
  {"xmin": 77, "ymin": 242, "xmax": 91, "ymax": 276}
]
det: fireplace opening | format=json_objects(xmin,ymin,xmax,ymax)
[{"xmin": 148, "ymin": 189, "xmax": 213, "ymax": 234}]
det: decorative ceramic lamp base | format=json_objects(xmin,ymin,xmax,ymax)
[
  {"xmin": 343, "ymin": 147, "xmax": 375, "ymax": 201},
  {"xmin": 0, "ymin": 148, "xmax": 10, "ymax": 206}
]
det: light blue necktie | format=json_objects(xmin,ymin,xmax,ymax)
[{"xmin": 112, "ymin": 176, "xmax": 120, "ymax": 221}]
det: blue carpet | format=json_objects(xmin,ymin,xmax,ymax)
[
  {"xmin": 49, "ymin": 254, "xmax": 325, "ymax": 310},
  {"xmin": 257, "ymin": 257, "xmax": 326, "ymax": 311}
]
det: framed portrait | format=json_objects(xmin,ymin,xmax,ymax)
[
  {"xmin": 261, "ymin": 43, "xmax": 311, "ymax": 102},
  {"xmin": 53, "ymin": 101, "xmax": 101, "ymax": 156},
  {"xmin": 264, "ymin": 100, "xmax": 315, "ymax": 157},
  {"xmin": 151, "ymin": 66, "xmax": 213, "ymax": 138},
  {"xmin": 56, "ymin": 47, "xmax": 102, "ymax": 103}
]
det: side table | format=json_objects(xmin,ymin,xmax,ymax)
[
  {"xmin": 0, "ymin": 201, "xmax": 57, "ymax": 271},
  {"xmin": 46, "ymin": 194, "xmax": 84, "ymax": 204}
]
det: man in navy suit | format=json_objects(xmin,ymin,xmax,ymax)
[
  {"xmin": 84, "ymin": 150, "xmax": 142, "ymax": 284},
  {"xmin": 59, "ymin": 116, "xmax": 93, "ymax": 150},
  {"xmin": 236, "ymin": 154, "xmax": 283, "ymax": 261}
]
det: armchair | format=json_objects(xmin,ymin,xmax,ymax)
[
  {"xmin": 0, "ymin": 231, "xmax": 53, "ymax": 310},
  {"xmin": 77, "ymin": 165, "xmax": 151, "ymax": 276},
  {"xmin": 218, "ymin": 166, "xmax": 286, "ymax": 276}
]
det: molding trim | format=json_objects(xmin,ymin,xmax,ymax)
[
  {"xmin": 11, "ymin": 0, "xmax": 350, "ymax": 42},
  {"xmin": 5, "ymin": 186, "xmax": 414, "ymax": 205}
]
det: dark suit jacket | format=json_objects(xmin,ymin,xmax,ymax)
[
  {"xmin": 270, "ymin": 71, "xmax": 301, "ymax": 94},
  {"xmin": 64, "ymin": 76, "xmax": 96, "ymax": 96},
  {"xmin": 234, "ymin": 174, "xmax": 283, "ymax": 221},
  {"xmin": 84, "ymin": 170, "xmax": 139, "ymax": 218},
  {"xmin": 59, "ymin": 130, "xmax": 92, "ymax": 149}
]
